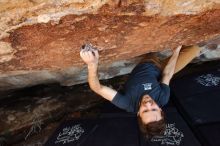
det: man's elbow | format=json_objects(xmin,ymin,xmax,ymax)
[
  {"xmin": 90, "ymin": 84, "xmax": 102, "ymax": 93},
  {"xmin": 162, "ymin": 71, "xmax": 174, "ymax": 79},
  {"xmin": 162, "ymin": 73, "xmax": 173, "ymax": 85}
]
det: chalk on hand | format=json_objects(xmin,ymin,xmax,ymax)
[{"xmin": 81, "ymin": 43, "xmax": 97, "ymax": 52}]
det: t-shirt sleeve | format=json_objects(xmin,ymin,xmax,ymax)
[
  {"xmin": 111, "ymin": 91, "xmax": 130, "ymax": 111},
  {"xmin": 158, "ymin": 83, "xmax": 170, "ymax": 107}
]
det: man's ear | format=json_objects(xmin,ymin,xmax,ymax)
[{"xmin": 137, "ymin": 111, "xmax": 140, "ymax": 116}]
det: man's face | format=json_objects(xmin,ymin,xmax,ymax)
[{"xmin": 138, "ymin": 95, "xmax": 162, "ymax": 124}]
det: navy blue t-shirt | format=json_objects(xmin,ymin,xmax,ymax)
[{"xmin": 112, "ymin": 62, "xmax": 170, "ymax": 113}]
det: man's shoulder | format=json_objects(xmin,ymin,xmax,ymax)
[{"xmin": 130, "ymin": 62, "xmax": 161, "ymax": 78}]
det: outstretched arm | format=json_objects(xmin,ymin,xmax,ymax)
[
  {"xmin": 161, "ymin": 46, "xmax": 182, "ymax": 85},
  {"xmin": 80, "ymin": 49, "xmax": 117, "ymax": 102}
]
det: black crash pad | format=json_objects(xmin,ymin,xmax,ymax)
[
  {"xmin": 45, "ymin": 108, "xmax": 200, "ymax": 146},
  {"xmin": 197, "ymin": 123, "xmax": 220, "ymax": 146},
  {"xmin": 171, "ymin": 90, "xmax": 220, "ymax": 125},
  {"xmin": 44, "ymin": 119, "xmax": 98, "ymax": 146},
  {"xmin": 45, "ymin": 114, "xmax": 139, "ymax": 146},
  {"xmin": 140, "ymin": 107, "xmax": 201, "ymax": 146},
  {"xmin": 171, "ymin": 68, "xmax": 220, "ymax": 98},
  {"xmin": 83, "ymin": 115, "xmax": 139, "ymax": 146},
  {"xmin": 171, "ymin": 63, "xmax": 220, "ymax": 124},
  {"xmin": 170, "ymin": 61, "xmax": 220, "ymax": 145}
]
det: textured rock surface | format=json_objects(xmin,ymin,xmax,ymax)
[{"xmin": 0, "ymin": 0, "xmax": 220, "ymax": 90}]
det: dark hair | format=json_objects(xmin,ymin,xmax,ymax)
[{"xmin": 137, "ymin": 111, "xmax": 166, "ymax": 139}]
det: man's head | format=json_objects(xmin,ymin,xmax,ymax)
[{"xmin": 137, "ymin": 94, "xmax": 166, "ymax": 139}]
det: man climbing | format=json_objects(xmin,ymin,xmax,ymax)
[{"xmin": 80, "ymin": 44, "xmax": 201, "ymax": 139}]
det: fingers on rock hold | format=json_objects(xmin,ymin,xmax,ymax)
[{"xmin": 80, "ymin": 43, "xmax": 98, "ymax": 52}]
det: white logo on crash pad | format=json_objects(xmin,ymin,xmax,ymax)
[
  {"xmin": 55, "ymin": 124, "xmax": 84, "ymax": 144},
  {"xmin": 142, "ymin": 83, "xmax": 152, "ymax": 90},
  {"xmin": 196, "ymin": 74, "xmax": 220, "ymax": 87},
  {"xmin": 151, "ymin": 123, "xmax": 184, "ymax": 145}
]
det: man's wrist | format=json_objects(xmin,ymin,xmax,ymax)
[
  {"xmin": 88, "ymin": 63, "xmax": 98, "ymax": 69},
  {"xmin": 88, "ymin": 63, "xmax": 99, "ymax": 78}
]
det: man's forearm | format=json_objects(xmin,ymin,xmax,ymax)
[
  {"xmin": 87, "ymin": 63, "xmax": 117, "ymax": 101},
  {"xmin": 163, "ymin": 51, "xmax": 179, "ymax": 76},
  {"xmin": 80, "ymin": 47, "xmax": 117, "ymax": 101},
  {"xmin": 87, "ymin": 64, "xmax": 101, "ymax": 92},
  {"xmin": 162, "ymin": 48, "xmax": 181, "ymax": 85}
]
